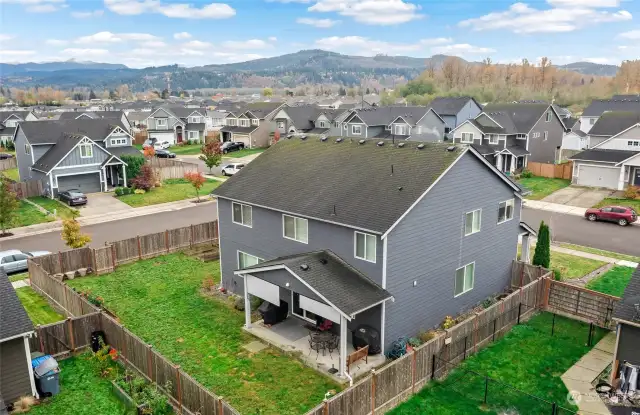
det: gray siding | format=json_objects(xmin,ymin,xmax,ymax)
[
  {"xmin": 57, "ymin": 142, "xmax": 109, "ymax": 167},
  {"xmin": 528, "ymin": 109, "xmax": 565, "ymax": 163},
  {"xmin": 218, "ymin": 199, "xmax": 383, "ymax": 296},
  {"xmin": 385, "ymin": 152, "xmax": 521, "ymax": 349},
  {"xmin": 147, "ymin": 108, "xmax": 182, "ymax": 130},
  {"xmin": 105, "ymin": 132, "xmax": 131, "ymax": 148},
  {"xmin": 441, "ymin": 115, "xmax": 456, "ymax": 131},
  {"xmin": 33, "ymin": 145, "xmax": 51, "ymax": 163},
  {"xmin": 14, "ymin": 127, "xmax": 33, "ymax": 180},
  {"xmin": 456, "ymin": 100, "xmax": 482, "ymax": 127},
  {"xmin": 589, "ymin": 136, "xmax": 609, "ymax": 148},
  {"xmin": 0, "ymin": 337, "xmax": 31, "ymax": 403},
  {"xmin": 617, "ymin": 323, "xmax": 640, "ymax": 364},
  {"xmin": 412, "ymin": 110, "xmax": 445, "ymax": 142}
]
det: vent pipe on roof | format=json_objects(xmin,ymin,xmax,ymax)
[{"xmin": 391, "ymin": 164, "xmax": 394, "ymax": 175}]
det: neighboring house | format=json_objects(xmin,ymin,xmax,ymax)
[
  {"xmin": 272, "ymin": 105, "xmax": 345, "ymax": 137},
  {"xmin": 569, "ymin": 113, "xmax": 640, "ymax": 190},
  {"xmin": 580, "ymin": 98, "xmax": 640, "ymax": 133},
  {"xmin": 451, "ymin": 103, "xmax": 566, "ymax": 174},
  {"xmin": 430, "ymin": 96, "xmax": 483, "ymax": 134},
  {"xmin": 145, "ymin": 106, "xmax": 207, "ymax": 145},
  {"xmin": 562, "ymin": 117, "xmax": 588, "ymax": 151},
  {"xmin": 213, "ymin": 138, "xmax": 532, "ymax": 376},
  {"xmin": 0, "ymin": 111, "xmax": 37, "ymax": 146},
  {"xmin": 610, "ymin": 265, "xmax": 640, "ymax": 390},
  {"xmin": 205, "ymin": 110, "xmax": 227, "ymax": 133},
  {"xmin": 15, "ymin": 119, "xmax": 140, "ymax": 195},
  {"xmin": 220, "ymin": 102, "xmax": 284, "ymax": 148},
  {"xmin": 58, "ymin": 110, "xmax": 132, "ymax": 133},
  {"xmin": 340, "ymin": 106, "xmax": 446, "ymax": 142},
  {"xmin": 0, "ymin": 269, "xmax": 37, "ymax": 408},
  {"xmin": 126, "ymin": 111, "xmax": 151, "ymax": 130}
]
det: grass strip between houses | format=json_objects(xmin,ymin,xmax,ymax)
[
  {"xmin": 586, "ymin": 266, "xmax": 635, "ymax": 297},
  {"xmin": 516, "ymin": 177, "xmax": 571, "ymax": 200}
]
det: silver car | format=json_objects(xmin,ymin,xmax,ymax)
[{"xmin": 0, "ymin": 250, "xmax": 50, "ymax": 274}]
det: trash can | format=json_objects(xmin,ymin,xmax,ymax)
[
  {"xmin": 31, "ymin": 355, "xmax": 60, "ymax": 397},
  {"xmin": 91, "ymin": 330, "xmax": 106, "ymax": 353}
]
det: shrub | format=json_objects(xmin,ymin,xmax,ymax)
[
  {"xmin": 201, "ymin": 278, "xmax": 215, "ymax": 290},
  {"xmin": 418, "ymin": 330, "xmax": 436, "ymax": 343},
  {"xmin": 441, "ymin": 315, "xmax": 456, "ymax": 330},
  {"xmin": 250, "ymin": 294, "xmax": 263, "ymax": 311},
  {"xmin": 623, "ymin": 185, "xmax": 639, "ymax": 200},
  {"xmin": 114, "ymin": 187, "xmax": 124, "ymax": 196},
  {"xmin": 408, "ymin": 337, "xmax": 421, "ymax": 347},
  {"xmin": 121, "ymin": 155, "xmax": 145, "ymax": 179},
  {"xmin": 521, "ymin": 169, "xmax": 533, "ymax": 178},
  {"xmin": 553, "ymin": 269, "xmax": 562, "ymax": 281},
  {"xmin": 532, "ymin": 220, "xmax": 551, "ymax": 269},
  {"xmin": 130, "ymin": 164, "xmax": 155, "ymax": 191},
  {"xmin": 134, "ymin": 189, "xmax": 146, "ymax": 194}
]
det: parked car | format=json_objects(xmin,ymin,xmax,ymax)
[
  {"xmin": 155, "ymin": 149, "xmax": 176, "ymax": 158},
  {"xmin": 0, "ymin": 153, "xmax": 14, "ymax": 160},
  {"xmin": 154, "ymin": 141, "xmax": 171, "ymax": 150},
  {"xmin": 142, "ymin": 138, "xmax": 155, "ymax": 149},
  {"xmin": 221, "ymin": 163, "xmax": 245, "ymax": 176},
  {"xmin": 221, "ymin": 141, "xmax": 245, "ymax": 154},
  {"xmin": 585, "ymin": 206, "xmax": 638, "ymax": 226},
  {"xmin": 58, "ymin": 189, "xmax": 88, "ymax": 206},
  {"xmin": 0, "ymin": 250, "xmax": 50, "ymax": 274}
]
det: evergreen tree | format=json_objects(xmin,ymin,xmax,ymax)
[
  {"xmin": 89, "ymin": 90, "xmax": 97, "ymax": 100},
  {"xmin": 532, "ymin": 221, "xmax": 551, "ymax": 269},
  {"xmin": 366, "ymin": 87, "xmax": 370, "ymax": 94}
]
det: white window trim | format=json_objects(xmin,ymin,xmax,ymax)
[
  {"xmin": 25, "ymin": 144, "xmax": 31, "ymax": 155},
  {"xmin": 498, "ymin": 199, "xmax": 515, "ymax": 224},
  {"xmin": 80, "ymin": 143, "xmax": 93, "ymax": 159},
  {"xmin": 237, "ymin": 250, "xmax": 263, "ymax": 269},
  {"xmin": 239, "ymin": 119, "xmax": 250, "ymax": 127},
  {"xmin": 354, "ymin": 231, "xmax": 376, "ymax": 263},
  {"xmin": 464, "ymin": 209, "xmax": 482, "ymax": 236},
  {"xmin": 460, "ymin": 132, "xmax": 474, "ymax": 144},
  {"xmin": 516, "ymin": 134, "xmax": 527, "ymax": 140},
  {"xmin": 545, "ymin": 112, "xmax": 552, "ymax": 122},
  {"xmin": 454, "ymin": 262, "xmax": 475, "ymax": 298},
  {"xmin": 394, "ymin": 124, "xmax": 409, "ymax": 135},
  {"xmin": 232, "ymin": 202, "xmax": 252, "ymax": 227},
  {"xmin": 188, "ymin": 131, "xmax": 199, "ymax": 139},
  {"xmin": 488, "ymin": 135, "xmax": 498, "ymax": 145},
  {"xmin": 282, "ymin": 214, "xmax": 308, "ymax": 244},
  {"xmin": 156, "ymin": 118, "xmax": 168, "ymax": 127},
  {"xmin": 110, "ymin": 137, "xmax": 127, "ymax": 146},
  {"xmin": 319, "ymin": 121, "xmax": 327, "ymax": 128},
  {"xmin": 352, "ymin": 124, "xmax": 362, "ymax": 135},
  {"xmin": 252, "ymin": 119, "xmax": 259, "ymax": 126},
  {"xmin": 543, "ymin": 131, "xmax": 548, "ymax": 141}
]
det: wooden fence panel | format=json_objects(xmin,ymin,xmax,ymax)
[
  {"xmin": 547, "ymin": 280, "xmax": 618, "ymax": 327},
  {"xmin": 192, "ymin": 222, "xmax": 217, "ymax": 244},
  {"xmin": 168, "ymin": 227, "xmax": 192, "ymax": 250},
  {"xmin": 139, "ymin": 231, "xmax": 166, "ymax": 259},
  {"xmin": 100, "ymin": 313, "xmax": 126, "ymax": 353},
  {"xmin": 375, "ymin": 355, "xmax": 412, "ymax": 410},
  {"xmin": 223, "ymin": 402, "xmax": 241, "ymax": 415},
  {"xmin": 124, "ymin": 329, "xmax": 151, "ymax": 380},
  {"xmin": 414, "ymin": 336, "xmax": 445, "ymax": 388},
  {"xmin": 94, "ymin": 245, "xmax": 114, "ymax": 274},
  {"xmin": 9, "ymin": 179, "xmax": 43, "ymax": 199},
  {"xmin": 511, "ymin": 260, "xmax": 546, "ymax": 288},
  {"xmin": 303, "ymin": 404, "xmax": 326, "ymax": 415},
  {"xmin": 0, "ymin": 157, "xmax": 17, "ymax": 171},
  {"xmin": 526, "ymin": 161, "xmax": 572, "ymax": 179},
  {"xmin": 59, "ymin": 248, "xmax": 92, "ymax": 274},
  {"xmin": 113, "ymin": 237, "xmax": 140, "ymax": 264},
  {"xmin": 33, "ymin": 253, "xmax": 62, "ymax": 275},
  {"xmin": 327, "ymin": 377, "xmax": 372, "ymax": 415},
  {"xmin": 180, "ymin": 371, "xmax": 220, "ymax": 415},
  {"xmin": 71, "ymin": 312, "xmax": 102, "ymax": 350},
  {"xmin": 38, "ymin": 321, "xmax": 71, "ymax": 357}
]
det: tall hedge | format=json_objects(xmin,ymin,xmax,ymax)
[
  {"xmin": 532, "ymin": 220, "xmax": 551, "ymax": 269},
  {"xmin": 121, "ymin": 155, "xmax": 145, "ymax": 181}
]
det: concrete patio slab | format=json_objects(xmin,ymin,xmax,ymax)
[{"xmin": 243, "ymin": 340, "xmax": 268, "ymax": 354}]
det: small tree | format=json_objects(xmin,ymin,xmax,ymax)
[
  {"xmin": 262, "ymin": 87, "xmax": 273, "ymax": 97},
  {"xmin": 61, "ymin": 219, "xmax": 91, "ymax": 248},
  {"xmin": 130, "ymin": 164, "xmax": 156, "ymax": 191},
  {"xmin": 184, "ymin": 172, "xmax": 206, "ymax": 202},
  {"xmin": 532, "ymin": 221, "xmax": 551, "ymax": 269},
  {"xmin": 199, "ymin": 140, "xmax": 222, "ymax": 173},
  {"xmin": 121, "ymin": 155, "xmax": 145, "ymax": 179},
  {"xmin": 0, "ymin": 176, "xmax": 19, "ymax": 235},
  {"xmin": 143, "ymin": 146, "xmax": 155, "ymax": 158},
  {"xmin": 273, "ymin": 130, "xmax": 280, "ymax": 144}
]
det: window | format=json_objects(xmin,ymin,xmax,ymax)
[
  {"xmin": 5, "ymin": 119, "xmax": 18, "ymax": 127},
  {"xmin": 25, "ymin": 144, "xmax": 31, "ymax": 155},
  {"xmin": 252, "ymin": 119, "xmax": 259, "ymax": 126},
  {"xmin": 352, "ymin": 125, "xmax": 362, "ymax": 135},
  {"xmin": 188, "ymin": 131, "xmax": 198, "ymax": 140},
  {"xmin": 343, "ymin": 124, "xmax": 348, "ymax": 130},
  {"xmin": 156, "ymin": 118, "xmax": 168, "ymax": 128},
  {"xmin": 394, "ymin": 124, "xmax": 409, "ymax": 135},
  {"xmin": 516, "ymin": 134, "xmax": 527, "ymax": 140},
  {"xmin": 277, "ymin": 121, "xmax": 285, "ymax": 129},
  {"xmin": 465, "ymin": 209, "xmax": 482, "ymax": 236},
  {"xmin": 80, "ymin": 143, "xmax": 93, "ymax": 158},
  {"xmin": 189, "ymin": 116, "xmax": 201, "ymax": 123},
  {"xmin": 239, "ymin": 119, "xmax": 250, "ymax": 127},
  {"xmin": 238, "ymin": 251, "xmax": 263, "ymax": 269},
  {"xmin": 590, "ymin": 118, "xmax": 596, "ymax": 125},
  {"xmin": 545, "ymin": 111, "xmax": 552, "ymax": 122},
  {"xmin": 628, "ymin": 141, "xmax": 640, "ymax": 147},
  {"xmin": 232, "ymin": 202, "xmax": 252, "ymax": 227},
  {"xmin": 454, "ymin": 263, "xmax": 475, "ymax": 297},
  {"xmin": 498, "ymin": 199, "xmax": 515, "ymax": 223},
  {"xmin": 460, "ymin": 132, "xmax": 474, "ymax": 143},
  {"xmin": 111, "ymin": 137, "xmax": 127, "ymax": 146},
  {"xmin": 488, "ymin": 135, "xmax": 499, "ymax": 145},
  {"xmin": 445, "ymin": 127, "xmax": 451, "ymax": 134},
  {"xmin": 319, "ymin": 121, "xmax": 327, "ymax": 128},
  {"xmin": 227, "ymin": 118, "xmax": 237, "ymax": 126},
  {"xmin": 543, "ymin": 131, "xmax": 548, "ymax": 141},
  {"xmin": 355, "ymin": 232, "xmax": 376, "ymax": 263},
  {"xmin": 283, "ymin": 215, "xmax": 308, "ymax": 243}
]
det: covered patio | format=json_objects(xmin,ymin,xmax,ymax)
[{"xmin": 235, "ymin": 250, "xmax": 393, "ymax": 382}]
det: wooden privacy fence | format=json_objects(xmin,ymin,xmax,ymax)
[
  {"xmin": 0, "ymin": 157, "xmax": 17, "ymax": 171},
  {"xmin": 9, "ymin": 179, "xmax": 43, "ymax": 199},
  {"xmin": 511, "ymin": 260, "xmax": 547, "ymax": 288},
  {"xmin": 527, "ymin": 161, "xmax": 573, "ymax": 180},
  {"xmin": 544, "ymin": 278, "xmax": 619, "ymax": 328},
  {"xmin": 147, "ymin": 158, "xmax": 201, "ymax": 180}
]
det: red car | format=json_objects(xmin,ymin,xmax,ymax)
[{"xmin": 584, "ymin": 206, "xmax": 637, "ymax": 226}]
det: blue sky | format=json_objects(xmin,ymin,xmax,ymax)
[{"xmin": 1, "ymin": 0, "xmax": 639, "ymax": 68}]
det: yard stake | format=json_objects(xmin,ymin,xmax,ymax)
[
  {"xmin": 517, "ymin": 303, "xmax": 522, "ymax": 325},
  {"xmin": 483, "ymin": 376, "xmax": 489, "ymax": 404},
  {"xmin": 551, "ymin": 313, "xmax": 556, "ymax": 336},
  {"xmin": 463, "ymin": 336, "xmax": 467, "ymax": 360},
  {"xmin": 175, "ymin": 365, "xmax": 183, "ymax": 413},
  {"xmin": 217, "ymin": 397, "xmax": 223, "ymax": 415},
  {"xmin": 371, "ymin": 369, "xmax": 376, "ymax": 415},
  {"xmin": 431, "ymin": 353, "xmax": 436, "ymax": 380},
  {"xmin": 67, "ymin": 317, "xmax": 75, "ymax": 352}
]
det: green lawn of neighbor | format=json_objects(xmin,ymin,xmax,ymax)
[
  {"xmin": 390, "ymin": 313, "xmax": 607, "ymax": 415},
  {"xmin": 586, "ymin": 266, "xmax": 635, "ymax": 297},
  {"xmin": 16, "ymin": 286, "xmax": 65, "ymax": 326},
  {"xmin": 29, "ymin": 196, "xmax": 78, "ymax": 220},
  {"xmin": 29, "ymin": 354, "xmax": 131, "ymax": 415},
  {"xmin": 170, "ymin": 144, "xmax": 202, "ymax": 155},
  {"xmin": 9, "ymin": 272, "xmax": 28, "ymax": 282},
  {"xmin": 13, "ymin": 200, "xmax": 54, "ymax": 228},
  {"xmin": 223, "ymin": 147, "xmax": 265, "ymax": 159},
  {"xmin": 519, "ymin": 246, "xmax": 607, "ymax": 280},
  {"xmin": 559, "ymin": 243, "xmax": 640, "ymax": 264},
  {"xmin": 2, "ymin": 167, "xmax": 19, "ymax": 181},
  {"xmin": 594, "ymin": 197, "xmax": 640, "ymax": 212},
  {"xmin": 117, "ymin": 179, "xmax": 220, "ymax": 207},
  {"xmin": 517, "ymin": 177, "xmax": 571, "ymax": 200},
  {"xmin": 67, "ymin": 254, "xmax": 339, "ymax": 415}
]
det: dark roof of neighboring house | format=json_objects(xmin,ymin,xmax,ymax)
[
  {"xmin": 186, "ymin": 122, "xmax": 205, "ymax": 131},
  {"xmin": 19, "ymin": 119, "xmax": 128, "ymax": 145},
  {"xmin": 471, "ymin": 144, "xmax": 498, "ymax": 156},
  {"xmin": 0, "ymin": 125, "xmax": 16, "ymax": 136},
  {"xmin": 0, "ymin": 268, "xmax": 34, "ymax": 340},
  {"xmin": 348, "ymin": 106, "xmax": 436, "ymax": 126},
  {"xmin": 569, "ymin": 148, "xmax": 639, "ymax": 163},
  {"xmin": 214, "ymin": 138, "xmax": 478, "ymax": 233},
  {"xmin": 613, "ymin": 265, "xmax": 640, "ymax": 323},
  {"xmin": 126, "ymin": 111, "xmax": 151, "ymax": 122},
  {"xmin": 237, "ymin": 250, "xmax": 393, "ymax": 317},
  {"xmin": 468, "ymin": 119, "xmax": 505, "ymax": 135},
  {"xmin": 571, "ymin": 129, "xmax": 587, "ymax": 137},
  {"xmin": 564, "ymin": 117, "xmax": 578, "ymax": 129},
  {"xmin": 279, "ymin": 105, "xmax": 322, "ymax": 130},
  {"xmin": 0, "ymin": 111, "xmax": 32, "ymax": 123},
  {"xmin": 107, "ymin": 146, "xmax": 142, "ymax": 158},
  {"xmin": 161, "ymin": 106, "xmax": 206, "ymax": 119},
  {"xmin": 588, "ymin": 111, "xmax": 640, "ymax": 136},
  {"xmin": 220, "ymin": 125, "xmax": 259, "ymax": 134},
  {"xmin": 482, "ymin": 103, "xmax": 551, "ymax": 134},
  {"xmin": 430, "ymin": 96, "xmax": 479, "ymax": 116},
  {"xmin": 502, "ymin": 146, "xmax": 530, "ymax": 157},
  {"xmin": 583, "ymin": 99, "xmax": 640, "ymax": 117},
  {"xmin": 58, "ymin": 110, "xmax": 125, "ymax": 121},
  {"xmin": 242, "ymin": 102, "xmax": 283, "ymax": 119}
]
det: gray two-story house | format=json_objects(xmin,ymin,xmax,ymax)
[
  {"xmin": 145, "ymin": 106, "xmax": 207, "ymax": 145},
  {"xmin": 58, "ymin": 110, "xmax": 132, "ymax": 133},
  {"xmin": 0, "ymin": 110, "xmax": 38, "ymax": 146},
  {"xmin": 272, "ymin": 105, "xmax": 347, "ymax": 137},
  {"xmin": 213, "ymin": 137, "xmax": 531, "ymax": 377},
  {"xmin": 220, "ymin": 102, "xmax": 283, "ymax": 148},
  {"xmin": 580, "ymin": 98, "xmax": 640, "ymax": 134},
  {"xmin": 430, "ymin": 96, "xmax": 483, "ymax": 135},
  {"xmin": 14, "ymin": 118, "xmax": 140, "ymax": 195},
  {"xmin": 451, "ymin": 103, "xmax": 566, "ymax": 173}
]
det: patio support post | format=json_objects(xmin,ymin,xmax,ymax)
[
  {"xmin": 122, "ymin": 164, "xmax": 127, "ymax": 187},
  {"xmin": 339, "ymin": 315, "xmax": 347, "ymax": 377},
  {"xmin": 243, "ymin": 276, "xmax": 251, "ymax": 329},
  {"xmin": 521, "ymin": 235, "xmax": 531, "ymax": 263}
]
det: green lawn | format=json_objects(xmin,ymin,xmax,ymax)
[
  {"xmin": 133, "ymin": 144, "xmax": 143, "ymax": 150},
  {"xmin": 29, "ymin": 354, "xmax": 131, "ymax": 415},
  {"xmin": 559, "ymin": 243, "xmax": 640, "ymax": 263},
  {"xmin": 9, "ymin": 272, "xmax": 28, "ymax": 282},
  {"xmin": 594, "ymin": 197, "xmax": 640, "ymax": 211},
  {"xmin": 586, "ymin": 266, "xmax": 635, "ymax": 297},
  {"xmin": 223, "ymin": 147, "xmax": 265, "ymax": 159},
  {"xmin": 390, "ymin": 313, "xmax": 606, "ymax": 415},
  {"xmin": 519, "ymin": 246, "xmax": 607, "ymax": 280},
  {"xmin": 517, "ymin": 176, "xmax": 571, "ymax": 200},
  {"xmin": 13, "ymin": 200, "xmax": 54, "ymax": 228},
  {"xmin": 15, "ymin": 286, "xmax": 65, "ymax": 326},
  {"xmin": 170, "ymin": 144, "xmax": 202, "ymax": 155},
  {"xmin": 67, "ymin": 254, "xmax": 339, "ymax": 415},
  {"xmin": 29, "ymin": 196, "xmax": 78, "ymax": 220},
  {"xmin": 2, "ymin": 167, "xmax": 19, "ymax": 181},
  {"xmin": 117, "ymin": 179, "xmax": 220, "ymax": 207}
]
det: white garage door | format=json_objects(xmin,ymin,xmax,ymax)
[
  {"xmin": 149, "ymin": 131, "xmax": 175, "ymax": 146},
  {"xmin": 577, "ymin": 165, "xmax": 620, "ymax": 189},
  {"xmin": 233, "ymin": 134, "xmax": 250, "ymax": 147}
]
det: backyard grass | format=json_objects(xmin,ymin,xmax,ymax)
[
  {"xmin": 2, "ymin": 167, "xmax": 19, "ymax": 181},
  {"xmin": 390, "ymin": 313, "xmax": 607, "ymax": 415},
  {"xmin": 29, "ymin": 196, "xmax": 78, "ymax": 220},
  {"xmin": 519, "ymin": 246, "xmax": 607, "ymax": 280},
  {"xmin": 8, "ymin": 272, "xmax": 28, "ymax": 282},
  {"xmin": 29, "ymin": 354, "xmax": 131, "ymax": 415},
  {"xmin": 223, "ymin": 147, "xmax": 265, "ymax": 159},
  {"xmin": 13, "ymin": 200, "xmax": 54, "ymax": 228},
  {"xmin": 116, "ymin": 179, "xmax": 220, "ymax": 207},
  {"xmin": 559, "ymin": 243, "xmax": 640, "ymax": 263},
  {"xmin": 170, "ymin": 144, "xmax": 202, "ymax": 155},
  {"xmin": 586, "ymin": 266, "xmax": 635, "ymax": 297},
  {"xmin": 517, "ymin": 176, "xmax": 571, "ymax": 200},
  {"xmin": 16, "ymin": 286, "xmax": 65, "ymax": 325},
  {"xmin": 134, "ymin": 144, "xmax": 143, "ymax": 150},
  {"xmin": 67, "ymin": 254, "xmax": 339, "ymax": 415},
  {"xmin": 594, "ymin": 197, "xmax": 640, "ymax": 212}
]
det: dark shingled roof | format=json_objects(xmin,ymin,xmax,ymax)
[
  {"xmin": 237, "ymin": 250, "xmax": 393, "ymax": 317},
  {"xmin": 471, "ymin": 143, "xmax": 498, "ymax": 156},
  {"xmin": 348, "ymin": 106, "xmax": 434, "ymax": 126},
  {"xmin": 569, "ymin": 148, "xmax": 639, "ymax": 163},
  {"xmin": 0, "ymin": 268, "xmax": 33, "ymax": 340},
  {"xmin": 186, "ymin": 122, "xmax": 205, "ymax": 131},
  {"xmin": 20, "ymin": 119, "xmax": 128, "ymax": 145},
  {"xmin": 58, "ymin": 110, "xmax": 125, "ymax": 121},
  {"xmin": 468, "ymin": 119, "xmax": 505, "ymax": 135},
  {"xmin": 242, "ymin": 102, "xmax": 283, "ymax": 119},
  {"xmin": 501, "ymin": 146, "xmax": 530, "ymax": 157},
  {"xmin": 32, "ymin": 134, "xmax": 104, "ymax": 172},
  {"xmin": 213, "ymin": 138, "xmax": 468, "ymax": 233},
  {"xmin": 482, "ymin": 103, "xmax": 551, "ymax": 133},
  {"xmin": 588, "ymin": 111, "xmax": 640, "ymax": 136},
  {"xmin": 613, "ymin": 265, "xmax": 640, "ymax": 323},
  {"xmin": 220, "ymin": 125, "xmax": 259, "ymax": 134},
  {"xmin": 106, "ymin": 146, "xmax": 142, "ymax": 158},
  {"xmin": 564, "ymin": 117, "xmax": 578, "ymax": 129},
  {"xmin": 1, "ymin": 111, "xmax": 32, "ymax": 123},
  {"xmin": 160, "ymin": 106, "xmax": 206, "ymax": 119},
  {"xmin": 583, "ymin": 99, "xmax": 640, "ymax": 117},
  {"xmin": 430, "ymin": 96, "xmax": 479, "ymax": 116},
  {"xmin": 278, "ymin": 105, "xmax": 323, "ymax": 130}
]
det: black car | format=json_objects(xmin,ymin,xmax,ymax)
[
  {"xmin": 0, "ymin": 153, "xmax": 14, "ymax": 160},
  {"xmin": 221, "ymin": 141, "xmax": 245, "ymax": 154},
  {"xmin": 58, "ymin": 189, "xmax": 87, "ymax": 206},
  {"xmin": 155, "ymin": 149, "xmax": 176, "ymax": 158}
]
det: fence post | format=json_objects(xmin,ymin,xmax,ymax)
[
  {"xmin": 147, "ymin": 344, "xmax": 153, "ymax": 380},
  {"xmin": 137, "ymin": 235, "xmax": 142, "ymax": 260},
  {"xmin": 190, "ymin": 224, "xmax": 194, "ymax": 247},
  {"xmin": 323, "ymin": 398, "xmax": 329, "ymax": 415},
  {"xmin": 67, "ymin": 317, "xmax": 76, "ymax": 352},
  {"xmin": 517, "ymin": 303, "xmax": 522, "ymax": 325},
  {"xmin": 110, "ymin": 244, "xmax": 117, "ymax": 270},
  {"xmin": 92, "ymin": 248, "xmax": 97, "ymax": 274},
  {"xmin": 431, "ymin": 353, "xmax": 436, "ymax": 380},
  {"xmin": 588, "ymin": 322, "xmax": 594, "ymax": 347},
  {"xmin": 165, "ymin": 230, "xmax": 170, "ymax": 253},
  {"xmin": 492, "ymin": 319, "xmax": 497, "ymax": 342},
  {"xmin": 575, "ymin": 291, "xmax": 582, "ymax": 314},
  {"xmin": 217, "ymin": 396, "xmax": 223, "ymax": 415},
  {"xmin": 371, "ymin": 369, "xmax": 376, "ymax": 415},
  {"xmin": 411, "ymin": 349, "xmax": 417, "ymax": 394},
  {"xmin": 58, "ymin": 251, "xmax": 64, "ymax": 274},
  {"xmin": 38, "ymin": 325, "xmax": 44, "ymax": 353},
  {"xmin": 483, "ymin": 376, "xmax": 489, "ymax": 404},
  {"xmin": 63, "ymin": 281, "xmax": 69, "ymax": 310},
  {"xmin": 175, "ymin": 365, "xmax": 182, "ymax": 413},
  {"xmin": 542, "ymin": 278, "xmax": 551, "ymax": 309},
  {"xmin": 551, "ymin": 402, "xmax": 557, "ymax": 415}
]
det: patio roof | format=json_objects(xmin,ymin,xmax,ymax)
[{"xmin": 235, "ymin": 250, "xmax": 393, "ymax": 319}]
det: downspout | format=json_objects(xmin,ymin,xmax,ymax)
[{"xmin": 344, "ymin": 371, "xmax": 353, "ymax": 387}]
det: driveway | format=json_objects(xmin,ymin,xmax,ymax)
[
  {"xmin": 76, "ymin": 192, "xmax": 134, "ymax": 217},
  {"xmin": 541, "ymin": 187, "xmax": 615, "ymax": 208}
]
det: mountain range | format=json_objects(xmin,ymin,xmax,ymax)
[{"xmin": 0, "ymin": 50, "xmax": 620, "ymax": 91}]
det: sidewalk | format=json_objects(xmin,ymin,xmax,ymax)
[
  {"xmin": 523, "ymin": 199, "xmax": 586, "ymax": 216},
  {"xmin": 550, "ymin": 244, "xmax": 639, "ymax": 268}
]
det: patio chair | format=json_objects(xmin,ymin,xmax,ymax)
[
  {"xmin": 326, "ymin": 334, "xmax": 339, "ymax": 358},
  {"xmin": 308, "ymin": 336, "xmax": 323, "ymax": 360}
]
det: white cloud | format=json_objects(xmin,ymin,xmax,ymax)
[
  {"xmin": 459, "ymin": 1, "xmax": 631, "ymax": 33},
  {"xmin": 179, "ymin": 48, "xmax": 206, "ymax": 56},
  {"xmin": 75, "ymin": 31, "xmax": 160, "ymax": 44},
  {"xmin": 0, "ymin": 50, "xmax": 36, "ymax": 62},
  {"xmin": 314, "ymin": 35, "xmax": 445, "ymax": 55},
  {"xmin": 268, "ymin": 36, "xmax": 278, "ymax": 42},
  {"xmin": 139, "ymin": 40, "xmax": 168, "ymax": 48},
  {"xmin": 618, "ymin": 30, "xmax": 640, "ymax": 40},
  {"xmin": 173, "ymin": 32, "xmax": 192, "ymax": 39},
  {"xmin": 547, "ymin": 0, "xmax": 619, "ymax": 6},
  {"xmin": 0, "ymin": 34, "xmax": 13, "ymax": 42},
  {"xmin": 267, "ymin": 0, "xmax": 311, "ymax": 2},
  {"xmin": 296, "ymin": 17, "xmax": 339, "ymax": 27},
  {"xmin": 221, "ymin": 39, "xmax": 271, "ymax": 49},
  {"xmin": 431, "ymin": 43, "xmax": 496, "ymax": 56},
  {"xmin": 60, "ymin": 48, "xmax": 110, "ymax": 57},
  {"xmin": 71, "ymin": 9, "xmax": 104, "ymax": 18},
  {"xmin": 104, "ymin": 0, "xmax": 235, "ymax": 19},
  {"xmin": 182, "ymin": 40, "xmax": 213, "ymax": 49},
  {"xmin": 420, "ymin": 37, "xmax": 453, "ymax": 46},
  {"xmin": 45, "ymin": 39, "xmax": 69, "ymax": 46},
  {"xmin": 0, "ymin": 0, "xmax": 67, "ymax": 13},
  {"xmin": 309, "ymin": 0, "xmax": 422, "ymax": 25},
  {"xmin": 582, "ymin": 57, "xmax": 616, "ymax": 64}
]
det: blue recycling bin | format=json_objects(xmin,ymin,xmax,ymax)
[{"xmin": 31, "ymin": 355, "xmax": 60, "ymax": 397}]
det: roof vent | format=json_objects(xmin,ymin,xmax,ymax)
[
  {"xmin": 300, "ymin": 135, "xmax": 307, "ymax": 140},
  {"xmin": 300, "ymin": 264, "xmax": 309, "ymax": 271},
  {"xmin": 358, "ymin": 139, "xmax": 365, "ymax": 145},
  {"xmin": 336, "ymin": 137, "xmax": 343, "ymax": 143},
  {"xmin": 319, "ymin": 258, "xmax": 328, "ymax": 265},
  {"xmin": 398, "ymin": 142, "xmax": 405, "ymax": 148},
  {"xmin": 446, "ymin": 145, "xmax": 456, "ymax": 152},
  {"xmin": 417, "ymin": 143, "xmax": 425, "ymax": 150},
  {"xmin": 321, "ymin": 136, "xmax": 328, "ymax": 142},
  {"xmin": 377, "ymin": 141, "xmax": 385, "ymax": 147},
  {"xmin": 398, "ymin": 186, "xmax": 403, "ymax": 191}
]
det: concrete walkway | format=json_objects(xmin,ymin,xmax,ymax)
[
  {"xmin": 550, "ymin": 244, "xmax": 639, "ymax": 268},
  {"xmin": 561, "ymin": 332, "xmax": 615, "ymax": 415},
  {"xmin": 524, "ymin": 199, "xmax": 587, "ymax": 216},
  {"xmin": 11, "ymin": 279, "xmax": 29, "ymax": 289}
]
